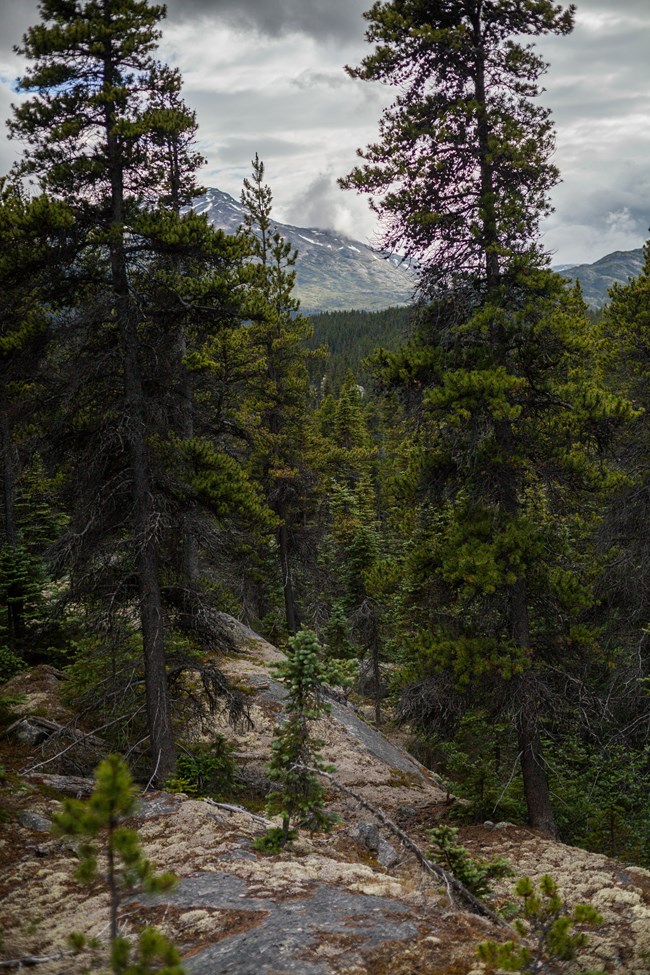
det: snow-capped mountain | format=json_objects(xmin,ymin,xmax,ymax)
[{"xmin": 190, "ymin": 188, "xmax": 416, "ymax": 314}]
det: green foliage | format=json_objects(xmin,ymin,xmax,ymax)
[
  {"xmin": 110, "ymin": 927, "xmax": 185, "ymax": 975},
  {"xmin": 0, "ymin": 542, "xmax": 45, "ymax": 630},
  {"xmin": 548, "ymin": 737, "xmax": 650, "ymax": 867},
  {"xmin": 70, "ymin": 926, "xmax": 184, "ymax": 975},
  {"xmin": 427, "ymin": 825, "xmax": 512, "ymax": 898},
  {"xmin": 237, "ymin": 154, "xmax": 323, "ymax": 633},
  {"xmin": 0, "ymin": 643, "xmax": 26, "ymax": 682},
  {"xmin": 53, "ymin": 756, "xmax": 176, "ymax": 935},
  {"xmin": 341, "ymin": 0, "xmax": 574, "ymax": 284},
  {"xmin": 415, "ymin": 713, "xmax": 527, "ymax": 826},
  {"xmin": 307, "ymin": 306, "xmax": 413, "ymax": 390},
  {"xmin": 266, "ymin": 629, "xmax": 334, "ymax": 842},
  {"xmin": 54, "ymin": 755, "xmax": 184, "ymax": 971},
  {"xmin": 253, "ymin": 825, "xmax": 298, "ymax": 854},
  {"xmin": 477, "ymin": 875, "xmax": 604, "ymax": 974},
  {"xmin": 166, "ymin": 737, "xmax": 237, "ymax": 799}
]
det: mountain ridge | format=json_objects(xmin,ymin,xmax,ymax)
[
  {"xmin": 190, "ymin": 188, "xmax": 416, "ymax": 314},
  {"xmin": 191, "ymin": 188, "xmax": 644, "ymax": 312},
  {"xmin": 554, "ymin": 248, "xmax": 644, "ymax": 307}
]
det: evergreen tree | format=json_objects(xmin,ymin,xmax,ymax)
[
  {"xmin": 341, "ymin": 0, "xmax": 629, "ymax": 835},
  {"xmin": 306, "ymin": 306, "xmax": 413, "ymax": 390},
  {"xmin": 340, "ymin": 0, "xmax": 574, "ymax": 289},
  {"xmin": 0, "ymin": 180, "xmax": 74, "ymax": 673},
  {"xmin": 53, "ymin": 755, "xmax": 183, "ymax": 973},
  {"xmin": 239, "ymin": 156, "xmax": 322, "ymax": 634},
  {"xmin": 596, "ymin": 241, "xmax": 650, "ymax": 743},
  {"xmin": 379, "ymin": 277, "xmax": 626, "ymax": 834},
  {"xmin": 317, "ymin": 375, "xmax": 388, "ymax": 721},
  {"xmin": 265, "ymin": 628, "xmax": 333, "ymax": 845},
  {"xmin": 8, "ymin": 0, "xmax": 218, "ymax": 780}
]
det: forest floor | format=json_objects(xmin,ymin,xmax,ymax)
[{"xmin": 1, "ymin": 630, "xmax": 650, "ymax": 974}]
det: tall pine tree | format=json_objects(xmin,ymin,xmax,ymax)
[
  {"xmin": 9, "ymin": 0, "xmax": 216, "ymax": 781},
  {"xmin": 339, "ymin": 0, "xmax": 630, "ymax": 834},
  {"xmin": 239, "ymin": 156, "xmax": 321, "ymax": 635}
]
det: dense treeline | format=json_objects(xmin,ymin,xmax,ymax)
[
  {"xmin": 1, "ymin": 0, "xmax": 649, "ymax": 866},
  {"xmin": 307, "ymin": 305, "xmax": 413, "ymax": 389}
]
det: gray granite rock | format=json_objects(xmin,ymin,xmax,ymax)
[
  {"xmin": 256, "ymin": 676, "xmax": 435, "ymax": 783},
  {"xmin": 351, "ymin": 823, "xmax": 401, "ymax": 870},
  {"xmin": 151, "ymin": 872, "xmax": 418, "ymax": 974},
  {"xmin": 18, "ymin": 811, "xmax": 52, "ymax": 832}
]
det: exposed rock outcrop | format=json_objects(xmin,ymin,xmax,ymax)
[{"xmin": 2, "ymin": 625, "xmax": 650, "ymax": 974}]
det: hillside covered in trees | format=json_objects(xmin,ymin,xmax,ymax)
[{"xmin": 1, "ymin": 1, "xmax": 650, "ymax": 973}]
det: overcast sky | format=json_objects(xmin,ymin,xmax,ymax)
[{"xmin": 0, "ymin": 0, "xmax": 648, "ymax": 266}]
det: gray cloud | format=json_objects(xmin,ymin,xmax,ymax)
[
  {"xmin": 0, "ymin": 1, "xmax": 41, "ymax": 59},
  {"xmin": 574, "ymin": 0, "xmax": 649, "ymax": 11},
  {"xmin": 284, "ymin": 170, "xmax": 377, "ymax": 241},
  {"xmin": 285, "ymin": 171, "xmax": 340, "ymax": 228},
  {"xmin": 0, "ymin": 2, "xmax": 35, "ymax": 47},
  {"xmin": 291, "ymin": 69, "xmax": 349, "ymax": 91},
  {"xmin": 216, "ymin": 135, "xmax": 303, "ymax": 164},
  {"xmin": 165, "ymin": 0, "xmax": 368, "ymax": 43}
]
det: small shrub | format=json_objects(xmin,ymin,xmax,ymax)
[
  {"xmin": 253, "ymin": 826, "xmax": 298, "ymax": 854},
  {"xmin": 477, "ymin": 874, "xmax": 604, "ymax": 973},
  {"xmin": 0, "ymin": 644, "xmax": 25, "ymax": 682},
  {"xmin": 69, "ymin": 926, "xmax": 184, "ymax": 975},
  {"xmin": 427, "ymin": 824, "xmax": 512, "ymax": 897},
  {"xmin": 166, "ymin": 737, "xmax": 237, "ymax": 798}
]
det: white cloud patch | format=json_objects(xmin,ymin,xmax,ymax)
[
  {"xmin": 284, "ymin": 170, "xmax": 377, "ymax": 241},
  {"xmin": 606, "ymin": 207, "xmax": 638, "ymax": 236}
]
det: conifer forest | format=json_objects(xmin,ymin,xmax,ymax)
[{"xmin": 2, "ymin": 4, "xmax": 650, "ymax": 967}]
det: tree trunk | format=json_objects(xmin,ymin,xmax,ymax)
[
  {"xmin": 176, "ymin": 325, "xmax": 200, "ymax": 584},
  {"xmin": 498, "ymin": 416, "xmax": 557, "ymax": 836},
  {"xmin": 104, "ymin": 41, "xmax": 175, "ymax": 784},
  {"xmin": 510, "ymin": 578, "xmax": 557, "ymax": 837},
  {"xmin": 278, "ymin": 511, "xmax": 298, "ymax": 635},
  {"xmin": 470, "ymin": 16, "xmax": 501, "ymax": 290},
  {"xmin": 1, "ymin": 402, "xmax": 26, "ymax": 650},
  {"xmin": 117, "ymin": 291, "xmax": 176, "ymax": 784},
  {"xmin": 107, "ymin": 816, "xmax": 119, "ymax": 942},
  {"xmin": 1, "ymin": 401, "xmax": 17, "ymax": 547},
  {"xmin": 371, "ymin": 641, "xmax": 382, "ymax": 726},
  {"xmin": 517, "ymin": 705, "xmax": 557, "ymax": 837}
]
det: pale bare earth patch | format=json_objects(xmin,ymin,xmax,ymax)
[{"xmin": 462, "ymin": 824, "xmax": 650, "ymax": 974}]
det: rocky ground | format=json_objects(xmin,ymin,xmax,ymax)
[{"xmin": 1, "ymin": 625, "xmax": 650, "ymax": 974}]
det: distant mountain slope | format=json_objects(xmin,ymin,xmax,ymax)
[
  {"xmin": 557, "ymin": 248, "xmax": 644, "ymax": 307},
  {"xmin": 192, "ymin": 190, "xmax": 643, "ymax": 311},
  {"xmin": 190, "ymin": 188, "xmax": 416, "ymax": 314}
]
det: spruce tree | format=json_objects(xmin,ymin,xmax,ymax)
[
  {"xmin": 341, "ymin": 0, "xmax": 574, "ymax": 289},
  {"xmin": 318, "ymin": 375, "xmax": 387, "ymax": 721},
  {"xmin": 378, "ymin": 275, "xmax": 627, "ymax": 835},
  {"xmin": 239, "ymin": 156, "xmax": 321, "ymax": 634},
  {"xmin": 265, "ymin": 628, "xmax": 333, "ymax": 844},
  {"xmin": 8, "ymin": 0, "xmax": 212, "ymax": 781},
  {"xmin": 0, "ymin": 179, "xmax": 74, "ymax": 673},
  {"xmin": 597, "ymin": 242, "xmax": 650, "ymax": 743},
  {"xmin": 340, "ymin": 0, "xmax": 632, "ymax": 835}
]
